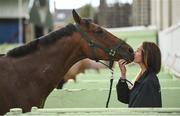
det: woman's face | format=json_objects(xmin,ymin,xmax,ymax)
[{"xmin": 134, "ymin": 45, "xmax": 144, "ymax": 64}]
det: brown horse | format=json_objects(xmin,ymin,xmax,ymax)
[
  {"xmin": 0, "ymin": 10, "xmax": 134, "ymax": 114},
  {"xmin": 56, "ymin": 59, "xmax": 113, "ymax": 89}
]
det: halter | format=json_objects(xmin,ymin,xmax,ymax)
[
  {"xmin": 75, "ymin": 24, "xmax": 124, "ymax": 108},
  {"xmin": 75, "ymin": 24, "xmax": 123, "ymax": 70}
]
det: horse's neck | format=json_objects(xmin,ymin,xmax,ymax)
[
  {"xmin": 39, "ymin": 37, "xmax": 84, "ymax": 88},
  {"xmin": 13, "ymin": 35, "xmax": 85, "ymax": 97}
]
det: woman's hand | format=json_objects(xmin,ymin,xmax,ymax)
[{"xmin": 118, "ymin": 59, "xmax": 127, "ymax": 79}]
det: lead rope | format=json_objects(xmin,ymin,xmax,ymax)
[{"xmin": 106, "ymin": 69, "xmax": 114, "ymax": 108}]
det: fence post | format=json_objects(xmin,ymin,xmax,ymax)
[
  {"xmin": 8, "ymin": 108, "xmax": 22, "ymax": 115},
  {"xmin": 31, "ymin": 106, "xmax": 38, "ymax": 112}
]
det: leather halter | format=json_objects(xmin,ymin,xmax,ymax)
[
  {"xmin": 75, "ymin": 24, "xmax": 123, "ymax": 70},
  {"xmin": 75, "ymin": 24, "xmax": 125, "ymax": 108}
]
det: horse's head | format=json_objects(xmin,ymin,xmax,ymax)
[{"xmin": 72, "ymin": 10, "xmax": 134, "ymax": 66}]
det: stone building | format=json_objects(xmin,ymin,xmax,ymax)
[
  {"xmin": 132, "ymin": 0, "xmax": 180, "ymax": 30},
  {"xmin": 97, "ymin": 0, "xmax": 132, "ymax": 28},
  {"xmin": 132, "ymin": 0, "xmax": 151, "ymax": 26}
]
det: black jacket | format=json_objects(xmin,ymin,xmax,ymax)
[{"xmin": 116, "ymin": 69, "xmax": 162, "ymax": 107}]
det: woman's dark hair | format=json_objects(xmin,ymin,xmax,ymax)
[{"xmin": 142, "ymin": 42, "xmax": 161, "ymax": 74}]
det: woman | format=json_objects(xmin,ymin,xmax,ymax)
[{"xmin": 116, "ymin": 41, "xmax": 162, "ymax": 107}]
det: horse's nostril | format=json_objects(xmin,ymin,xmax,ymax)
[{"xmin": 129, "ymin": 48, "xmax": 134, "ymax": 54}]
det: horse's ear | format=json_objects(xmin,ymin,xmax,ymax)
[{"xmin": 72, "ymin": 9, "xmax": 81, "ymax": 24}]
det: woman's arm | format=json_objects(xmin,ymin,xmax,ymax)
[
  {"xmin": 116, "ymin": 59, "xmax": 129, "ymax": 104},
  {"xmin": 116, "ymin": 78, "xmax": 130, "ymax": 104},
  {"xmin": 116, "ymin": 59, "xmax": 130, "ymax": 104}
]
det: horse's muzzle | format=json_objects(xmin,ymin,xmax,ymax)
[{"xmin": 115, "ymin": 47, "xmax": 134, "ymax": 63}]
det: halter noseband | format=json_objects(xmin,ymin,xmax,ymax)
[{"xmin": 75, "ymin": 24, "xmax": 123, "ymax": 70}]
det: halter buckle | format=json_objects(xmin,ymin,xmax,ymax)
[
  {"xmin": 88, "ymin": 41, "xmax": 94, "ymax": 47},
  {"xmin": 109, "ymin": 49, "xmax": 116, "ymax": 56}
]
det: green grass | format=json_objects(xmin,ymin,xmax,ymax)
[
  {"xmin": 44, "ymin": 64, "xmax": 180, "ymax": 108},
  {"xmin": 112, "ymin": 30, "xmax": 157, "ymax": 49},
  {"xmin": 45, "ymin": 88, "xmax": 180, "ymax": 108},
  {"xmin": 0, "ymin": 44, "xmax": 19, "ymax": 54}
]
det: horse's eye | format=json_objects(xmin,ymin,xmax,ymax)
[{"xmin": 94, "ymin": 28, "xmax": 103, "ymax": 34}]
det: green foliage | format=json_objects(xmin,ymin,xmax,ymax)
[
  {"xmin": 79, "ymin": 4, "xmax": 92, "ymax": 18},
  {"xmin": 0, "ymin": 44, "xmax": 19, "ymax": 54}
]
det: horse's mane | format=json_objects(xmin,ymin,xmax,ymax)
[{"xmin": 6, "ymin": 24, "xmax": 77, "ymax": 58}]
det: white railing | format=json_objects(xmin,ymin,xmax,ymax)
[
  {"xmin": 159, "ymin": 22, "xmax": 180, "ymax": 77},
  {"xmin": 5, "ymin": 107, "xmax": 180, "ymax": 115}
]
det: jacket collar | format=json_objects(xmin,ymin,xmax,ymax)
[{"xmin": 136, "ymin": 69, "xmax": 150, "ymax": 83}]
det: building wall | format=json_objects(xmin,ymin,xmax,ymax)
[
  {"xmin": 97, "ymin": 0, "xmax": 131, "ymax": 28},
  {"xmin": 0, "ymin": 0, "xmax": 53, "ymax": 43},
  {"xmin": 172, "ymin": 0, "xmax": 180, "ymax": 25},
  {"xmin": 151, "ymin": 0, "xmax": 180, "ymax": 30},
  {"xmin": 0, "ymin": 19, "xmax": 19, "ymax": 43},
  {"xmin": 162, "ymin": 0, "xmax": 171, "ymax": 29},
  {"xmin": 132, "ymin": 0, "xmax": 151, "ymax": 26},
  {"xmin": 0, "ymin": 0, "xmax": 29, "ymax": 19},
  {"xmin": 98, "ymin": 0, "xmax": 108, "ymax": 27},
  {"xmin": 24, "ymin": 23, "xmax": 35, "ymax": 43}
]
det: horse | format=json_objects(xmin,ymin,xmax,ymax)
[
  {"xmin": 56, "ymin": 58, "xmax": 111, "ymax": 89},
  {"xmin": 0, "ymin": 10, "xmax": 134, "ymax": 114}
]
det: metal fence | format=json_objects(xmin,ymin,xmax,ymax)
[{"xmin": 159, "ymin": 22, "xmax": 180, "ymax": 77}]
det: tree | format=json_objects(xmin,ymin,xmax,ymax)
[{"xmin": 79, "ymin": 4, "xmax": 92, "ymax": 18}]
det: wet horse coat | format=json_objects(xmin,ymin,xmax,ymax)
[{"xmin": 0, "ymin": 10, "xmax": 134, "ymax": 114}]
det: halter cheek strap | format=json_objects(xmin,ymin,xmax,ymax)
[
  {"xmin": 75, "ymin": 24, "xmax": 123, "ymax": 70},
  {"xmin": 75, "ymin": 24, "xmax": 125, "ymax": 108}
]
